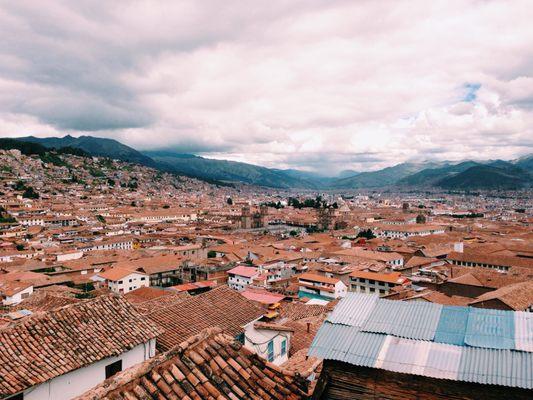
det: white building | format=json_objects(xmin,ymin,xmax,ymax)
[
  {"xmin": 298, "ymin": 272, "xmax": 347, "ymax": 300},
  {"xmin": 79, "ymin": 237, "xmax": 134, "ymax": 252},
  {"xmin": 377, "ymin": 225, "xmax": 446, "ymax": 239},
  {"xmin": 95, "ymin": 267, "xmax": 149, "ymax": 294},
  {"xmin": 243, "ymin": 320, "xmax": 292, "ymax": 366},
  {"xmin": 349, "ymin": 270, "xmax": 409, "ymax": 296},
  {"xmin": 0, "ymin": 282, "xmax": 33, "ymax": 306},
  {"xmin": 227, "ymin": 265, "xmax": 259, "ymax": 291},
  {"xmin": 0, "ymin": 295, "xmax": 161, "ymax": 400}
]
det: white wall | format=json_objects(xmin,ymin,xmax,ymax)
[
  {"xmin": 243, "ymin": 323, "xmax": 290, "ymax": 366},
  {"xmin": 57, "ymin": 251, "xmax": 83, "ymax": 262},
  {"xmin": 108, "ymin": 272, "xmax": 149, "ymax": 294},
  {"xmin": 3, "ymin": 286, "xmax": 33, "ymax": 306},
  {"xmin": 228, "ymin": 275, "xmax": 253, "ymax": 291},
  {"xmin": 24, "ymin": 339, "xmax": 156, "ymax": 400}
]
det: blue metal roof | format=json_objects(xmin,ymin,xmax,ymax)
[
  {"xmin": 308, "ymin": 292, "xmax": 533, "ymax": 389},
  {"xmin": 434, "ymin": 306, "xmax": 469, "ymax": 345},
  {"xmin": 309, "ymin": 322, "xmax": 385, "ymax": 367},
  {"xmin": 465, "ymin": 308, "xmax": 515, "ymax": 350}
]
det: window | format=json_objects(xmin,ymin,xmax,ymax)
[
  {"xmin": 118, "ymin": 280, "xmax": 123, "ymax": 284},
  {"xmin": 281, "ymin": 339, "xmax": 287, "ymax": 356},
  {"xmin": 105, "ymin": 360, "xmax": 122, "ymax": 379},
  {"xmin": 267, "ymin": 340, "xmax": 274, "ymax": 362},
  {"xmin": 129, "ymin": 279, "xmax": 132, "ymax": 283},
  {"xmin": 140, "ymin": 277, "xmax": 145, "ymax": 281}
]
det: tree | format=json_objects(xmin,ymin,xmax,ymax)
[
  {"xmin": 207, "ymin": 250, "xmax": 217, "ymax": 258},
  {"xmin": 16, "ymin": 244, "xmax": 25, "ymax": 251},
  {"xmin": 22, "ymin": 186, "xmax": 39, "ymax": 199},
  {"xmin": 226, "ymin": 197, "xmax": 233, "ymax": 205},
  {"xmin": 356, "ymin": 229, "xmax": 375, "ymax": 240},
  {"xmin": 416, "ymin": 214, "xmax": 426, "ymax": 224}
]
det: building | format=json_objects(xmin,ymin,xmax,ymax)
[
  {"xmin": 377, "ymin": 224, "xmax": 446, "ymax": 238},
  {"xmin": 447, "ymin": 251, "xmax": 533, "ymax": 272},
  {"xmin": 227, "ymin": 265, "xmax": 259, "ymax": 291},
  {"xmin": 0, "ymin": 295, "xmax": 161, "ymax": 400},
  {"xmin": 146, "ymin": 285, "xmax": 265, "ymax": 351},
  {"xmin": 469, "ymin": 281, "xmax": 533, "ymax": 311},
  {"xmin": 76, "ymin": 327, "xmax": 309, "ymax": 400},
  {"xmin": 298, "ymin": 272, "xmax": 347, "ymax": 300},
  {"xmin": 243, "ymin": 321, "xmax": 293, "ymax": 365},
  {"xmin": 0, "ymin": 282, "xmax": 33, "ymax": 306},
  {"xmin": 95, "ymin": 267, "xmax": 149, "ymax": 294},
  {"xmin": 333, "ymin": 248, "xmax": 404, "ymax": 269},
  {"xmin": 309, "ymin": 293, "xmax": 533, "ymax": 399},
  {"xmin": 349, "ymin": 270, "xmax": 409, "ymax": 296},
  {"xmin": 79, "ymin": 237, "xmax": 134, "ymax": 253}
]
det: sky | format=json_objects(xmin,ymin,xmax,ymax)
[{"xmin": 0, "ymin": 0, "xmax": 532, "ymax": 174}]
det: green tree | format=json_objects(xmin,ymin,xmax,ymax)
[
  {"xmin": 22, "ymin": 186, "xmax": 39, "ymax": 199},
  {"xmin": 356, "ymin": 229, "xmax": 376, "ymax": 240}
]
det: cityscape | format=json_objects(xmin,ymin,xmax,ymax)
[{"xmin": 1, "ymin": 1, "xmax": 532, "ymax": 400}]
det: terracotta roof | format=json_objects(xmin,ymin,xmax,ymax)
[
  {"xmin": 125, "ymin": 286, "xmax": 175, "ymax": 304},
  {"xmin": 129, "ymin": 291, "xmax": 191, "ymax": 315},
  {"xmin": 279, "ymin": 302, "xmax": 329, "ymax": 321},
  {"xmin": 13, "ymin": 291, "xmax": 80, "ymax": 312},
  {"xmin": 240, "ymin": 288, "xmax": 286, "ymax": 305},
  {"xmin": 298, "ymin": 273, "xmax": 339, "ymax": 285},
  {"xmin": 98, "ymin": 266, "xmax": 145, "ymax": 281},
  {"xmin": 404, "ymin": 256, "xmax": 439, "ymax": 268},
  {"xmin": 148, "ymin": 285, "xmax": 265, "ymax": 351},
  {"xmin": 0, "ymin": 295, "xmax": 162, "ymax": 397},
  {"xmin": 227, "ymin": 265, "xmax": 258, "ymax": 278},
  {"xmin": 349, "ymin": 270, "xmax": 406, "ymax": 284},
  {"xmin": 0, "ymin": 281, "xmax": 32, "ymax": 296},
  {"xmin": 75, "ymin": 327, "xmax": 309, "ymax": 400},
  {"xmin": 448, "ymin": 251, "xmax": 533, "ymax": 269},
  {"xmin": 469, "ymin": 281, "xmax": 533, "ymax": 311}
]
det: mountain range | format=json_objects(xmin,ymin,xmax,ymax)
[{"xmin": 4, "ymin": 135, "xmax": 532, "ymax": 190}]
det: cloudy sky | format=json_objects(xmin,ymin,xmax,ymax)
[{"xmin": 0, "ymin": 0, "xmax": 532, "ymax": 174}]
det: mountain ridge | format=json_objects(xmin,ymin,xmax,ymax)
[{"xmin": 5, "ymin": 135, "xmax": 532, "ymax": 190}]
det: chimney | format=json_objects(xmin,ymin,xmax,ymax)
[
  {"xmin": 454, "ymin": 242, "xmax": 464, "ymax": 253},
  {"xmin": 306, "ymin": 322, "xmax": 311, "ymax": 333}
]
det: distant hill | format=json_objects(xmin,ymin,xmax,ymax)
[
  {"xmin": 145, "ymin": 151, "xmax": 318, "ymax": 189},
  {"xmin": 513, "ymin": 154, "xmax": 533, "ymax": 173},
  {"xmin": 436, "ymin": 162, "xmax": 532, "ymax": 190},
  {"xmin": 337, "ymin": 169, "xmax": 360, "ymax": 179},
  {"xmin": 6, "ymin": 135, "xmax": 531, "ymax": 191},
  {"xmin": 329, "ymin": 162, "xmax": 441, "ymax": 189},
  {"xmin": 17, "ymin": 135, "xmax": 156, "ymax": 167},
  {"xmin": 398, "ymin": 161, "xmax": 480, "ymax": 186}
]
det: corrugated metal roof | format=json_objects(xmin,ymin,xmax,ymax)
[
  {"xmin": 308, "ymin": 292, "xmax": 533, "ymax": 389},
  {"xmin": 308, "ymin": 322, "xmax": 385, "ymax": 367},
  {"xmin": 326, "ymin": 292, "xmax": 378, "ymax": 327},
  {"xmin": 457, "ymin": 347, "xmax": 532, "ymax": 389},
  {"xmin": 361, "ymin": 298, "xmax": 442, "ymax": 340},
  {"xmin": 465, "ymin": 308, "xmax": 515, "ymax": 350},
  {"xmin": 424, "ymin": 341, "xmax": 463, "ymax": 380},
  {"xmin": 434, "ymin": 306, "xmax": 469, "ymax": 345},
  {"xmin": 514, "ymin": 311, "xmax": 533, "ymax": 352}
]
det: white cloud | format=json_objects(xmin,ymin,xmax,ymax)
[{"xmin": 0, "ymin": 0, "xmax": 532, "ymax": 172}]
